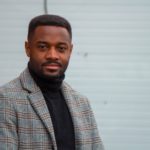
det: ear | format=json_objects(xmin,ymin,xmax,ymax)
[
  {"xmin": 70, "ymin": 43, "xmax": 73, "ymax": 54},
  {"xmin": 25, "ymin": 41, "xmax": 30, "ymax": 57}
]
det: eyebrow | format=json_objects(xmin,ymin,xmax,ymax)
[
  {"xmin": 37, "ymin": 41, "xmax": 68, "ymax": 45},
  {"xmin": 37, "ymin": 41, "xmax": 48, "ymax": 44}
]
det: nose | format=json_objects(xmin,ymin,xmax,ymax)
[{"xmin": 45, "ymin": 47, "xmax": 59, "ymax": 60}]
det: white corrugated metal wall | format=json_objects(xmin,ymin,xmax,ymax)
[{"xmin": 0, "ymin": 0, "xmax": 150, "ymax": 150}]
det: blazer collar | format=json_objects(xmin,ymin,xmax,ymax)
[{"xmin": 20, "ymin": 67, "xmax": 39, "ymax": 93}]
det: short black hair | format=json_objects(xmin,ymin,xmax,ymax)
[{"xmin": 27, "ymin": 14, "xmax": 72, "ymax": 40}]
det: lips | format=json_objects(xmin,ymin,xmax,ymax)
[{"xmin": 42, "ymin": 62, "xmax": 61, "ymax": 70}]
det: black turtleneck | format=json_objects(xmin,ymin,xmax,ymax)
[{"xmin": 28, "ymin": 66, "xmax": 75, "ymax": 150}]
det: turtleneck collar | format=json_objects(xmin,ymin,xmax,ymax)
[{"xmin": 28, "ymin": 64, "xmax": 65, "ymax": 92}]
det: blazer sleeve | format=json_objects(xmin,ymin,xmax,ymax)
[
  {"xmin": 0, "ymin": 91, "xmax": 18, "ymax": 150},
  {"xmin": 86, "ymin": 99, "xmax": 105, "ymax": 150}
]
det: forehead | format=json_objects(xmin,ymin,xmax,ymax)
[{"xmin": 30, "ymin": 25, "xmax": 71, "ymax": 42}]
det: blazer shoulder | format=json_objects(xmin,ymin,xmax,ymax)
[
  {"xmin": 0, "ymin": 76, "xmax": 26, "ymax": 99},
  {"xmin": 0, "ymin": 76, "xmax": 21, "ymax": 90}
]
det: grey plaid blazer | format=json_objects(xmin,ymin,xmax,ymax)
[{"xmin": 0, "ymin": 68, "xmax": 104, "ymax": 150}]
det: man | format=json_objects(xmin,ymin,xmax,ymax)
[{"xmin": 0, "ymin": 14, "xmax": 104, "ymax": 150}]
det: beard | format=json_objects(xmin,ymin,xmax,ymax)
[{"xmin": 28, "ymin": 61, "xmax": 68, "ymax": 81}]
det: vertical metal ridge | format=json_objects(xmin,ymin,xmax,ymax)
[{"xmin": 44, "ymin": 0, "xmax": 48, "ymax": 14}]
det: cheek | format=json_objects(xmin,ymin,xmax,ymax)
[
  {"xmin": 66, "ymin": 53, "xmax": 72, "ymax": 62},
  {"xmin": 30, "ymin": 52, "xmax": 44, "ymax": 62},
  {"xmin": 62, "ymin": 56, "xmax": 71, "ymax": 66},
  {"xmin": 29, "ymin": 55, "xmax": 42, "ymax": 68}
]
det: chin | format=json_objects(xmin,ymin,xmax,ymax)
[{"xmin": 43, "ymin": 72, "xmax": 61, "ymax": 79}]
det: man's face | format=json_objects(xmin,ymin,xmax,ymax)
[{"xmin": 25, "ymin": 25, "xmax": 73, "ymax": 79}]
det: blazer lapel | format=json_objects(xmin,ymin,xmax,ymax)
[
  {"xmin": 61, "ymin": 82, "xmax": 83, "ymax": 146},
  {"xmin": 20, "ymin": 68, "xmax": 57, "ymax": 148}
]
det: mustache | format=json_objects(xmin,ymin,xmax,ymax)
[{"xmin": 42, "ymin": 61, "xmax": 62, "ymax": 67}]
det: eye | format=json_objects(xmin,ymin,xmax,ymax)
[
  {"xmin": 37, "ymin": 44, "xmax": 48, "ymax": 51},
  {"xmin": 57, "ymin": 46, "xmax": 67, "ymax": 52}
]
